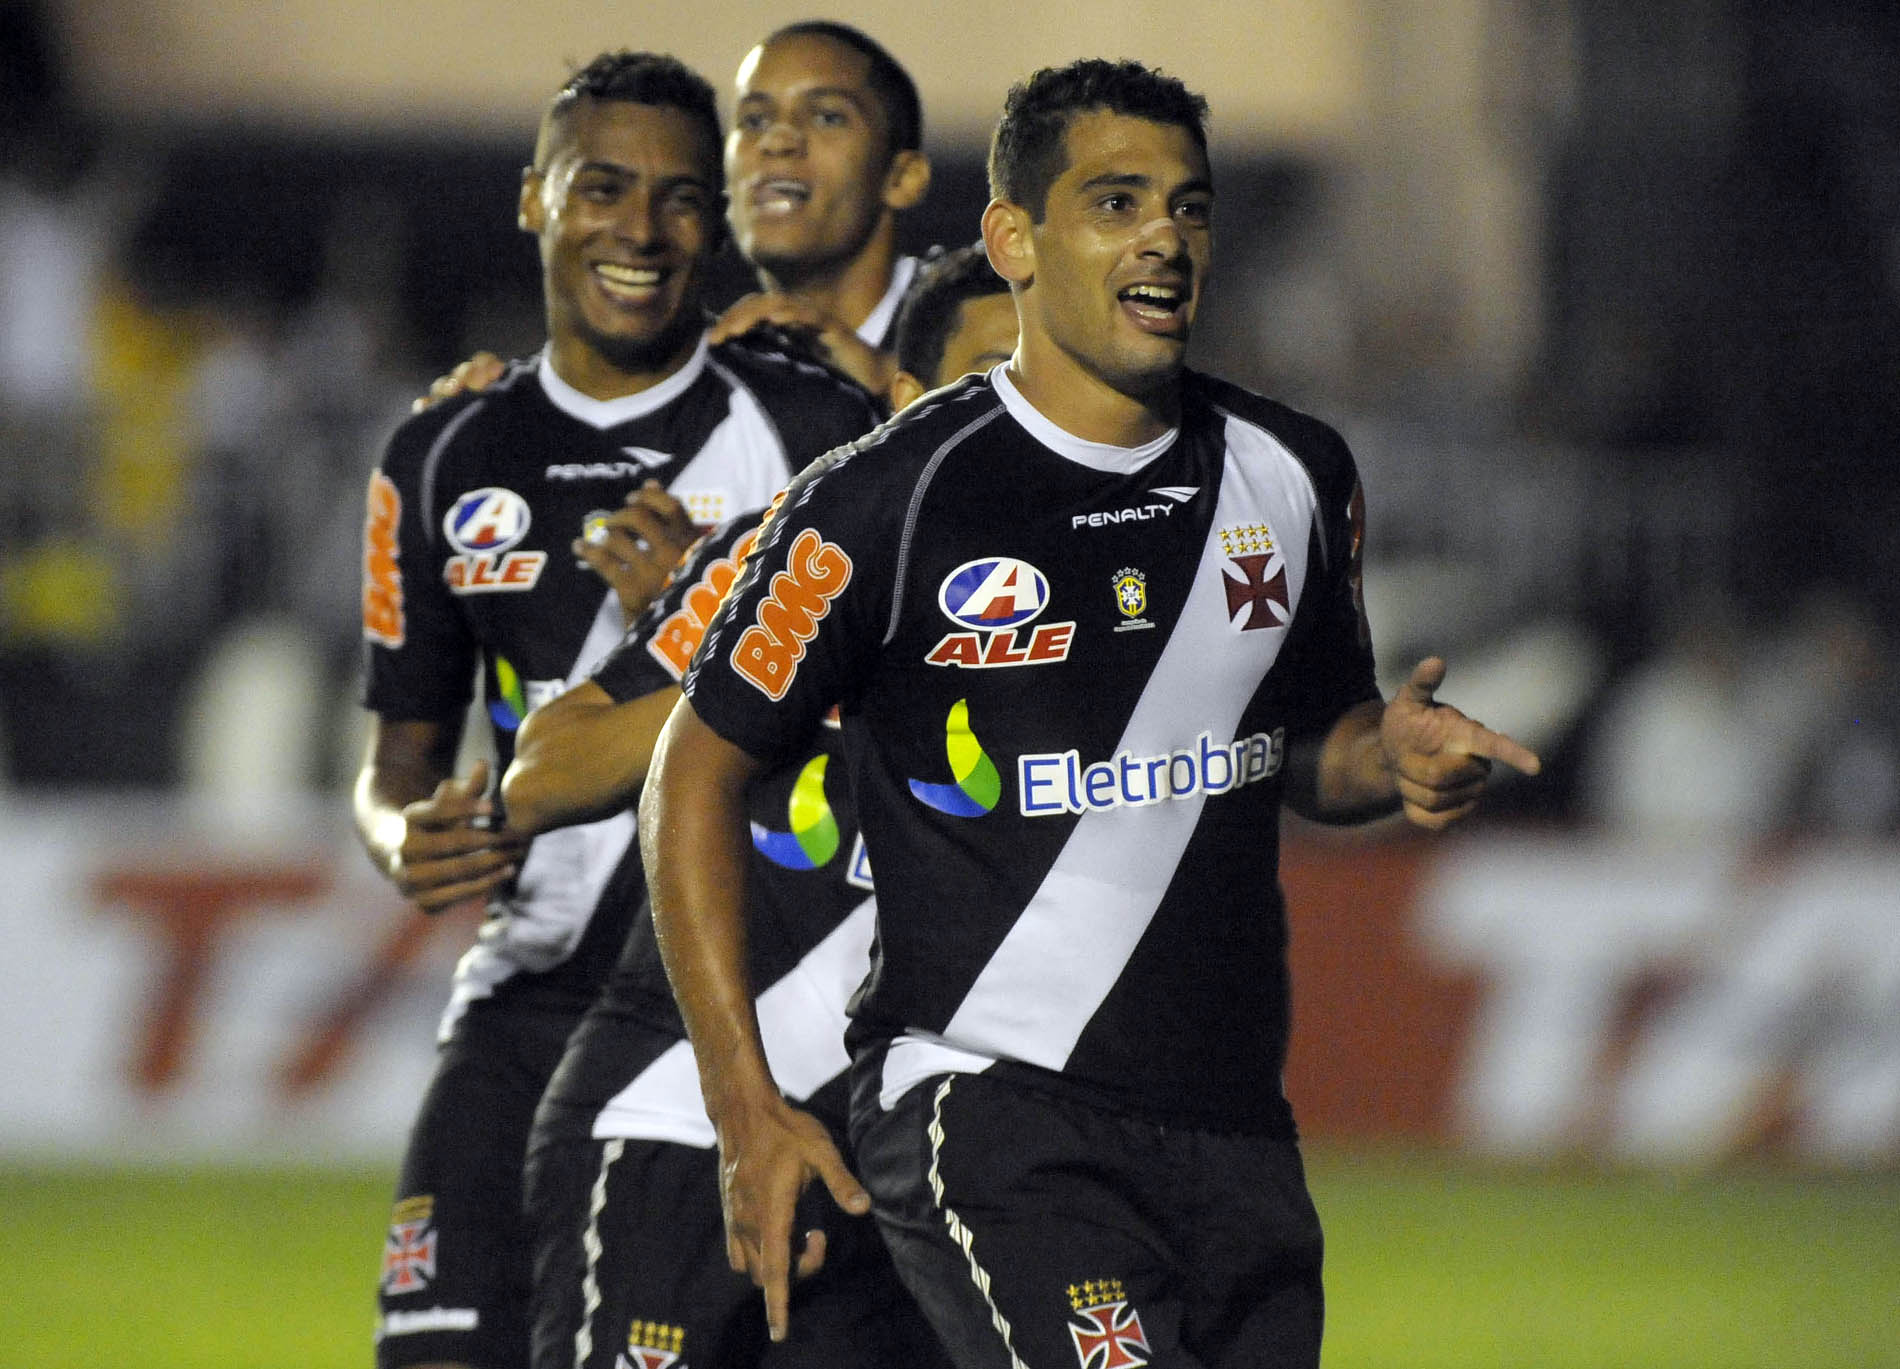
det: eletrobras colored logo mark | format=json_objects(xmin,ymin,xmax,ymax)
[
  {"xmin": 750, "ymin": 753, "xmax": 840, "ymax": 870},
  {"xmin": 488, "ymin": 655, "xmax": 528, "ymax": 731},
  {"xmin": 907, "ymin": 699, "xmax": 1001, "ymax": 817}
]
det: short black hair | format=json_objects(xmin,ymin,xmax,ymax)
[
  {"xmin": 988, "ymin": 59, "xmax": 1209, "ymax": 220},
  {"xmin": 893, "ymin": 243, "xmax": 1011, "ymax": 384},
  {"xmin": 535, "ymin": 51, "xmax": 723, "ymax": 177},
  {"xmin": 764, "ymin": 21, "xmax": 922, "ymax": 155}
]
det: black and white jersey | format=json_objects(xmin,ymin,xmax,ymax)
[
  {"xmin": 360, "ymin": 339, "xmax": 879, "ymax": 1033},
  {"xmin": 682, "ymin": 366, "xmax": 1379, "ymax": 1132},
  {"xmin": 536, "ymin": 519, "xmax": 874, "ymax": 1147}
]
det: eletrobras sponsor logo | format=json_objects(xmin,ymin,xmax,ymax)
[{"xmin": 1018, "ymin": 727, "xmax": 1285, "ymax": 816}]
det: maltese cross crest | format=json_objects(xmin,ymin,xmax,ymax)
[
  {"xmin": 381, "ymin": 1219, "xmax": 436, "ymax": 1295},
  {"xmin": 1068, "ymin": 1282, "xmax": 1151, "ymax": 1369},
  {"xmin": 1218, "ymin": 523, "xmax": 1288, "ymax": 632}
]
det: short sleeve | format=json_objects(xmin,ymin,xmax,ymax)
[
  {"xmin": 682, "ymin": 448, "xmax": 896, "ymax": 761},
  {"xmin": 359, "ymin": 420, "xmax": 478, "ymax": 720}
]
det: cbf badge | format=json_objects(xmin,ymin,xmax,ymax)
[
  {"xmin": 1111, "ymin": 567, "xmax": 1154, "ymax": 632},
  {"xmin": 1067, "ymin": 1279, "xmax": 1150, "ymax": 1368}
]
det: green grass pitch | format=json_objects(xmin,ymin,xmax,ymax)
[{"xmin": 0, "ymin": 1150, "xmax": 1893, "ymax": 1368}]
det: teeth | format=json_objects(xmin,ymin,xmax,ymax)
[
  {"xmin": 1122, "ymin": 285, "xmax": 1181, "ymax": 305},
  {"xmin": 597, "ymin": 264, "xmax": 661, "ymax": 286}
]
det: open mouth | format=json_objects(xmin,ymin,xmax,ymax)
[
  {"xmin": 750, "ymin": 178, "xmax": 812, "ymax": 217},
  {"xmin": 1117, "ymin": 281, "xmax": 1188, "ymax": 327},
  {"xmin": 593, "ymin": 262, "xmax": 667, "ymax": 304}
]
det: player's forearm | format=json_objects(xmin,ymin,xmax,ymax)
[
  {"xmin": 640, "ymin": 700, "xmax": 780, "ymax": 1120},
  {"xmin": 352, "ymin": 720, "xmax": 457, "ymax": 874},
  {"xmin": 502, "ymin": 682, "xmax": 678, "ymax": 835},
  {"xmin": 1285, "ymin": 697, "xmax": 1402, "ymax": 825}
]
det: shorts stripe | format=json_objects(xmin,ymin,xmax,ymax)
[
  {"xmin": 924, "ymin": 1077, "xmax": 1028, "ymax": 1369},
  {"xmin": 575, "ymin": 1138, "xmax": 624, "ymax": 1368}
]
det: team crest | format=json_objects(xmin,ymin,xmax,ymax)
[
  {"xmin": 1217, "ymin": 523, "xmax": 1290, "ymax": 633},
  {"xmin": 443, "ymin": 486, "xmax": 546, "ymax": 593},
  {"xmin": 1068, "ymin": 1280, "xmax": 1150, "ymax": 1369},
  {"xmin": 1111, "ymin": 567, "xmax": 1153, "ymax": 632},
  {"xmin": 381, "ymin": 1195, "xmax": 438, "ymax": 1296},
  {"xmin": 618, "ymin": 1318, "xmax": 685, "ymax": 1369}
]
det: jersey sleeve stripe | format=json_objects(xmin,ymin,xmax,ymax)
[
  {"xmin": 418, "ymin": 399, "xmax": 487, "ymax": 550},
  {"xmin": 885, "ymin": 405, "xmax": 1009, "ymax": 647}
]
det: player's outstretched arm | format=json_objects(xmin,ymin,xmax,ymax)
[
  {"xmin": 1291, "ymin": 656, "xmax": 1542, "ymax": 828},
  {"xmin": 641, "ymin": 697, "xmax": 870, "ymax": 1341},
  {"xmin": 501, "ymin": 681, "xmax": 681, "ymax": 836},
  {"xmin": 354, "ymin": 719, "xmax": 528, "ymax": 912}
]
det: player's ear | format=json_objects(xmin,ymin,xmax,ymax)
[
  {"xmin": 982, "ymin": 198, "xmax": 1033, "ymax": 286},
  {"xmin": 518, "ymin": 166, "xmax": 547, "ymax": 235},
  {"xmin": 881, "ymin": 149, "xmax": 931, "ymax": 213},
  {"xmin": 887, "ymin": 369, "xmax": 926, "ymax": 412}
]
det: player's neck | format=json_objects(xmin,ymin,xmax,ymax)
[
  {"xmin": 1006, "ymin": 335, "xmax": 1181, "ymax": 448},
  {"xmin": 755, "ymin": 219, "xmax": 900, "ymax": 334},
  {"xmin": 546, "ymin": 330, "xmax": 701, "ymax": 403}
]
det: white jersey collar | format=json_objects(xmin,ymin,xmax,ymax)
[
  {"xmin": 855, "ymin": 255, "xmax": 920, "ymax": 348},
  {"xmin": 536, "ymin": 335, "xmax": 710, "ymax": 429},
  {"xmin": 990, "ymin": 363, "xmax": 1180, "ymax": 474}
]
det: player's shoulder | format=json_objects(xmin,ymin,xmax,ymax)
[
  {"xmin": 378, "ymin": 355, "xmax": 541, "ymax": 472},
  {"xmin": 785, "ymin": 371, "xmax": 1004, "ymax": 503},
  {"xmin": 708, "ymin": 333, "xmax": 881, "ymax": 422},
  {"xmin": 867, "ymin": 371, "xmax": 1005, "ymax": 459},
  {"xmin": 1188, "ymin": 370, "xmax": 1358, "ymax": 488}
]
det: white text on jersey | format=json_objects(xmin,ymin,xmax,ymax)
[{"xmin": 1018, "ymin": 727, "xmax": 1284, "ymax": 816}]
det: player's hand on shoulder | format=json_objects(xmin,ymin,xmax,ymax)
[
  {"xmin": 573, "ymin": 480, "xmax": 702, "ymax": 626},
  {"xmin": 410, "ymin": 350, "xmax": 506, "ymax": 413},
  {"xmin": 710, "ymin": 292, "xmax": 894, "ymax": 398},
  {"xmin": 1380, "ymin": 657, "xmax": 1542, "ymax": 831},
  {"xmin": 385, "ymin": 761, "xmax": 528, "ymax": 912}
]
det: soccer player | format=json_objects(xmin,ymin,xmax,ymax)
[
  {"xmin": 354, "ymin": 51, "xmax": 879, "ymax": 1369},
  {"xmin": 639, "ymin": 59, "xmax": 1543, "ymax": 1367},
  {"xmin": 886, "ymin": 242, "xmax": 1017, "ymax": 412},
  {"xmin": 499, "ymin": 241, "xmax": 1018, "ymax": 1369},
  {"xmin": 708, "ymin": 20, "xmax": 932, "ymax": 396},
  {"xmin": 426, "ymin": 22, "xmax": 933, "ymax": 409}
]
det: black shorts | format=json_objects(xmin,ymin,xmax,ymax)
[
  {"xmin": 850, "ymin": 1071, "xmax": 1325, "ymax": 1369},
  {"xmin": 524, "ymin": 1129, "xmax": 952, "ymax": 1369},
  {"xmin": 376, "ymin": 999, "xmax": 579, "ymax": 1369}
]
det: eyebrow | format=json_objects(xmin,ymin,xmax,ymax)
[
  {"xmin": 736, "ymin": 86, "xmax": 871, "ymax": 109},
  {"xmin": 1075, "ymin": 172, "xmax": 1214, "ymax": 199},
  {"xmin": 572, "ymin": 160, "xmax": 715, "ymax": 191}
]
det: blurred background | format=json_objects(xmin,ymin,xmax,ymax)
[{"xmin": 0, "ymin": 0, "xmax": 1895, "ymax": 1364}]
